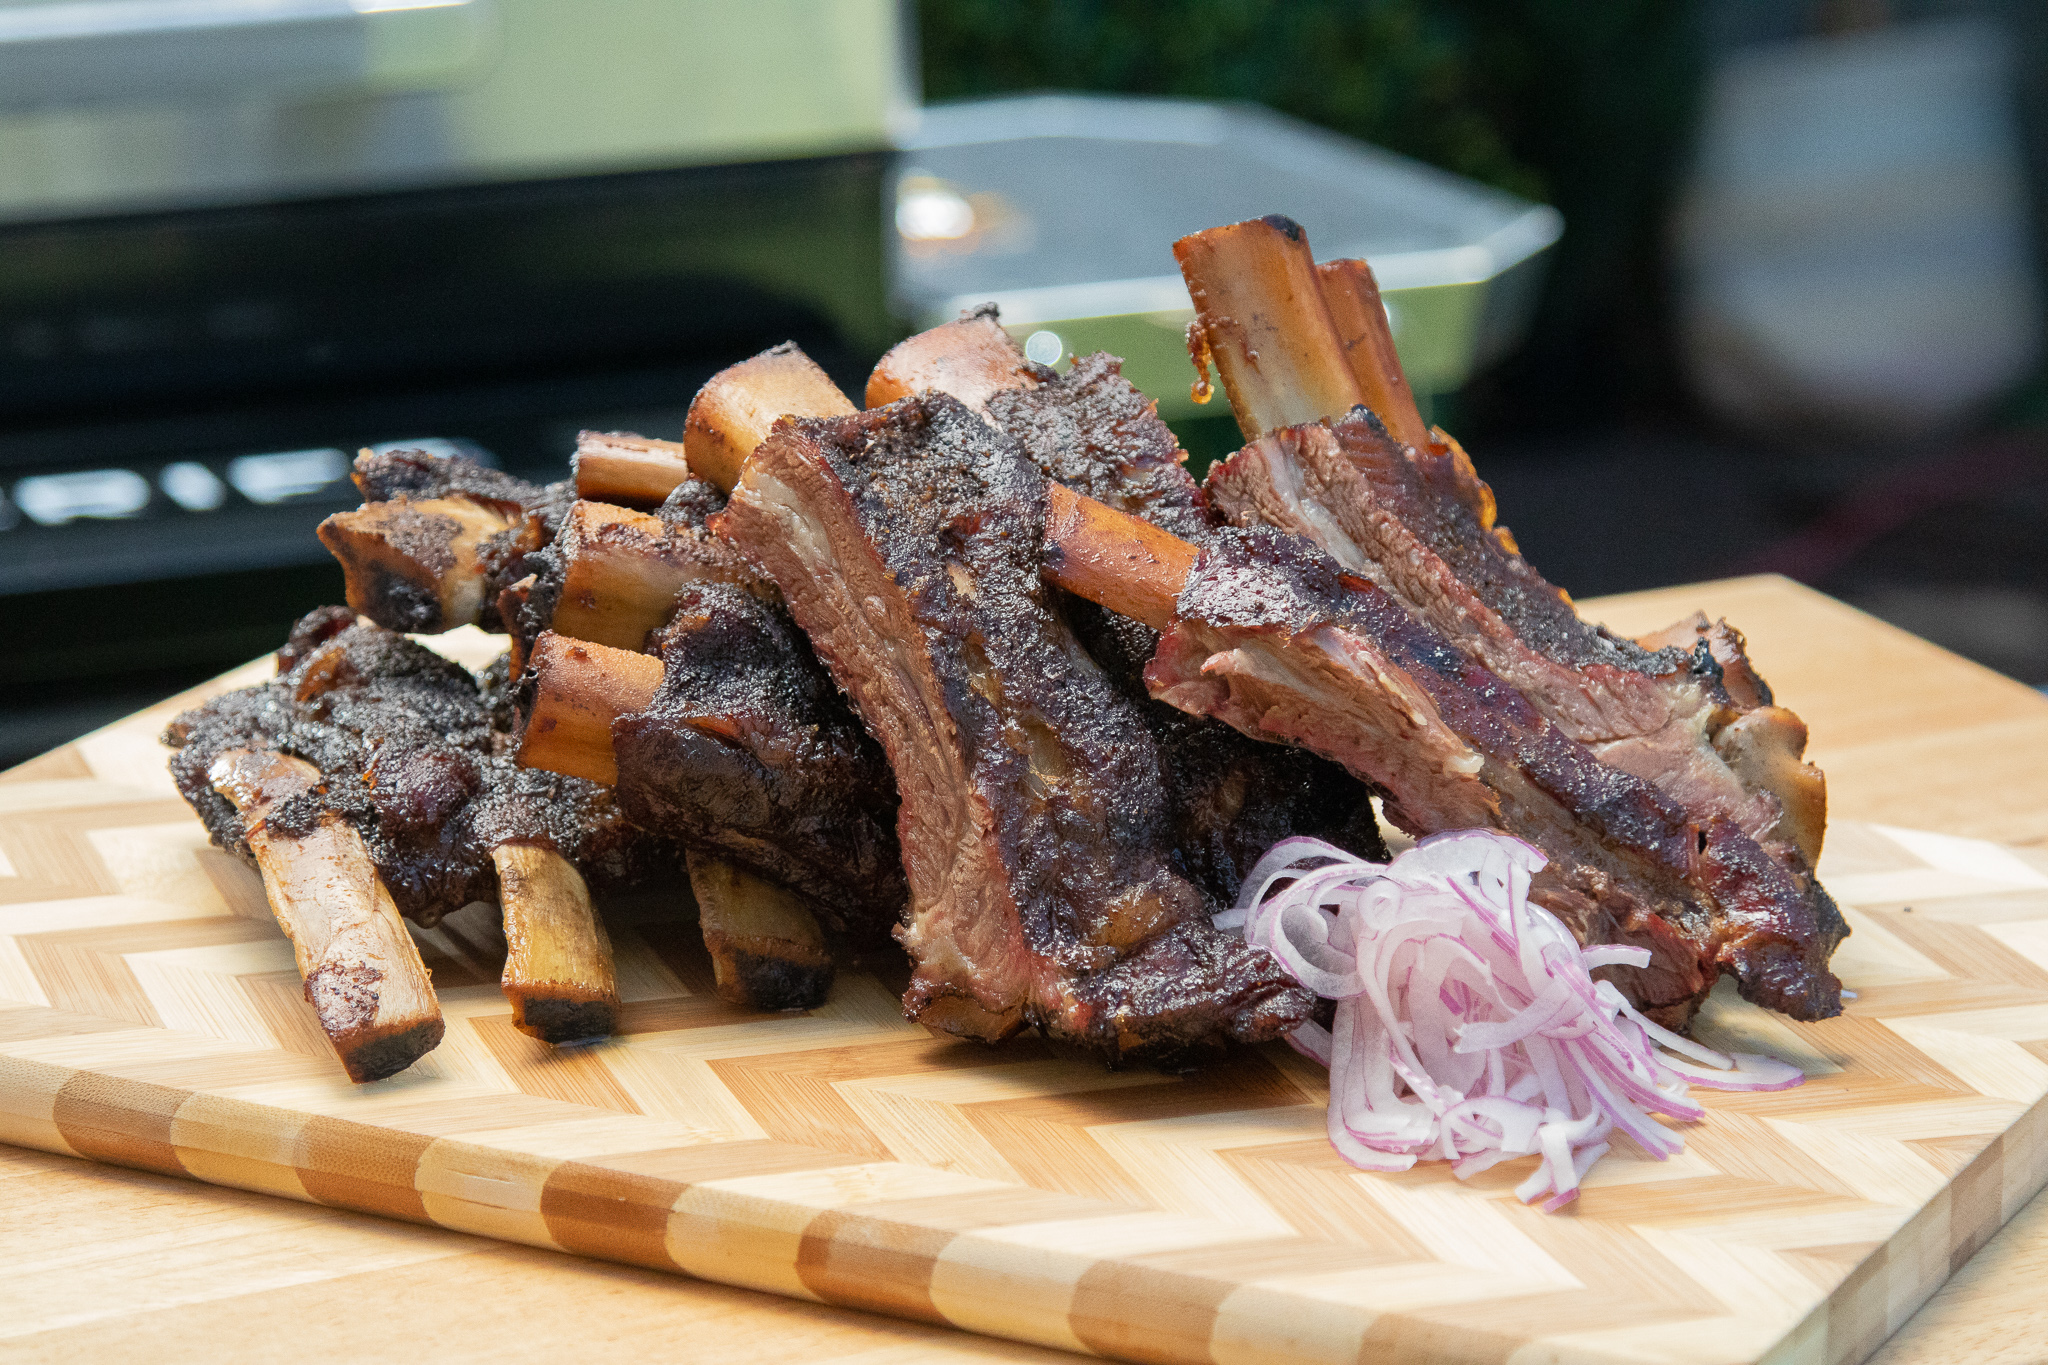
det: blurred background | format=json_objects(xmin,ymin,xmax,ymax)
[{"xmin": 3, "ymin": 0, "xmax": 2045, "ymax": 767}]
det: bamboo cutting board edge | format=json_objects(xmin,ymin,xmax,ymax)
[
  {"xmin": 6, "ymin": 631, "xmax": 2048, "ymax": 1365},
  {"xmin": 8, "ymin": 908, "xmax": 2047, "ymax": 1365}
]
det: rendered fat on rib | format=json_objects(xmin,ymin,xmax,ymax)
[{"xmin": 720, "ymin": 394, "xmax": 1314, "ymax": 1059}]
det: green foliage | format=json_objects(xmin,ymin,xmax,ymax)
[{"xmin": 920, "ymin": 0, "xmax": 1544, "ymax": 201}]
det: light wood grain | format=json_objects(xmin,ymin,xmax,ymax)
[
  {"xmin": 4, "ymin": 578, "xmax": 2048, "ymax": 1365},
  {"xmin": 0, "ymin": 1145, "xmax": 1072, "ymax": 1365}
]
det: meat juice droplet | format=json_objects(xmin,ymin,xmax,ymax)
[{"xmin": 1185, "ymin": 321, "xmax": 1215, "ymax": 404}]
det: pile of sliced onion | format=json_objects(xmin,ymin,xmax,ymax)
[{"xmin": 1220, "ymin": 830, "xmax": 1804, "ymax": 1210}]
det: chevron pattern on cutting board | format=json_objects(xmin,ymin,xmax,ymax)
[{"xmin": 4, "ymin": 641, "xmax": 2048, "ymax": 1365}]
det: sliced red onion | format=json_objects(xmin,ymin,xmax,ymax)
[{"xmin": 1226, "ymin": 830, "xmax": 1806, "ymax": 1210}]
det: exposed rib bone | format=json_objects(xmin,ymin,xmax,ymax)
[
  {"xmin": 685, "ymin": 851, "xmax": 833, "ymax": 1010},
  {"xmin": 208, "ymin": 749, "xmax": 445, "ymax": 1081},
  {"xmin": 517, "ymin": 632, "xmax": 662, "ymax": 786},
  {"xmin": 1315, "ymin": 257, "xmax": 1430, "ymax": 449},
  {"xmin": 549, "ymin": 500, "xmax": 713, "ymax": 651},
  {"xmin": 317, "ymin": 496, "xmax": 521, "ymax": 634},
  {"xmin": 1173, "ymin": 215, "xmax": 1364, "ymax": 440},
  {"xmin": 573, "ymin": 430, "xmax": 693, "ymax": 506},
  {"xmin": 867, "ymin": 306, "xmax": 1041, "ymax": 411},
  {"xmin": 685, "ymin": 343, "xmax": 855, "ymax": 492},
  {"xmin": 491, "ymin": 842, "xmax": 619, "ymax": 1043},
  {"xmin": 1042, "ymin": 482, "xmax": 1193, "ymax": 631}
]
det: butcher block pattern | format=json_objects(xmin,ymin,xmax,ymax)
[{"xmin": 6, "ymin": 644, "xmax": 2048, "ymax": 1365}]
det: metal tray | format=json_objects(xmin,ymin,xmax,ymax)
[{"xmin": 892, "ymin": 94, "xmax": 1562, "ymax": 418}]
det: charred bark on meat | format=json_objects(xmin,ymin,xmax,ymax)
[
  {"xmin": 168, "ymin": 611, "xmax": 668, "ymax": 929},
  {"xmin": 164, "ymin": 609, "xmax": 675, "ymax": 1067},
  {"xmin": 326, "ymin": 448, "xmax": 575, "ymax": 635},
  {"xmin": 720, "ymin": 394, "xmax": 1315, "ymax": 1062},
  {"xmin": 985, "ymin": 352, "xmax": 1387, "ymax": 898},
  {"xmin": 609, "ymin": 582, "xmax": 907, "ymax": 949},
  {"xmin": 1170, "ymin": 215, "xmax": 1846, "ymax": 1023},
  {"xmin": 871, "ymin": 322, "xmax": 1388, "ymax": 901},
  {"xmin": 1145, "ymin": 528, "xmax": 1846, "ymax": 1022}
]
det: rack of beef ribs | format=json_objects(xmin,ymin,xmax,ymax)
[
  {"xmin": 866, "ymin": 310, "xmax": 1386, "ymax": 902},
  {"xmin": 164, "ymin": 607, "xmax": 669, "ymax": 1075},
  {"xmin": 1183, "ymin": 219, "xmax": 1826, "ymax": 860},
  {"xmin": 516, "ymin": 564, "xmax": 908, "ymax": 956},
  {"xmin": 323, "ymin": 400, "xmax": 903, "ymax": 1013},
  {"xmin": 511, "ymin": 353, "xmax": 909, "ymax": 1000},
  {"xmin": 1041, "ymin": 485, "xmax": 1845, "ymax": 1023},
  {"xmin": 1160, "ymin": 214, "xmax": 1844, "ymax": 1021},
  {"xmin": 516, "ymin": 626, "xmax": 894, "ymax": 1009},
  {"xmin": 715, "ymin": 387, "xmax": 1316, "ymax": 1062}
]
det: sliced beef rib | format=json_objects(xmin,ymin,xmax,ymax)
[{"xmin": 719, "ymin": 393, "xmax": 1315, "ymax": 1060}]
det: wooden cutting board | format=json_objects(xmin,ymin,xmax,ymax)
[{"xmin": 5, "ymin": 633, "xmax": 2048, "ymax": 1365}]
